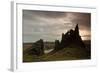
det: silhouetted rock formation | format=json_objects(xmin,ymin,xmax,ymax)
[
  {"xmin": 54, "ymin": 24, "xmax": 86, "ymax": 51},
  {"xmin": 28, "ymin": 39, "xmax": 44, "ymax": 56},
  {"xmin": 54, "ymin": 40, "xmax": 60, "ymax": 51}
]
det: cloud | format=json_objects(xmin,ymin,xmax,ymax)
[{"xmin": 23, "ymin": 10, "xmax": 91, "ymax": 42}]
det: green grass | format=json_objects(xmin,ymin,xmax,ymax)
[{"xmin": 23, "ymin": 47, "xmax": 90, "ymax": 62}]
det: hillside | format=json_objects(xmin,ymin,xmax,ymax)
[{"xmin": 23, "ymin": 24, "xmax": 91, "ymax": 62}]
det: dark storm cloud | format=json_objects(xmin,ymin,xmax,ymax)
[
  {"xmin": 70, "ymin": 12, "xmax": 91, "ymax": 30},
  {"xmin": 23, "ymin": 10, "xmax": 91, "ymax": 42},
  {"xmin": 23, "ymin": 10, "xmax": 67, "ymax": 19}
]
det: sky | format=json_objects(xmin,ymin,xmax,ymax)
[{"xmin": 23, "ymin": 10, "xmax": 91, "ymax": 43}]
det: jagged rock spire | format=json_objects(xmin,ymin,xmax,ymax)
[
  {"xmin": 54, "ymin": 24, "xmax": 85, "ymax": 51},
  {"xmin": 75, "ymin": 24, "xmax": 79, "ymax": 35}
]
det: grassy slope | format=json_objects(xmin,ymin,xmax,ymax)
[{"xmin": 23, "ymin": 47, "xmax": 90, "ymax": 62}]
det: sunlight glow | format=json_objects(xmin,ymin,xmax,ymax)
[{"xmin": 80, "ymin": 30, "xmax": 91, "ymax": 40}]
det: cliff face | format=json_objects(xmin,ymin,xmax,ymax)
[{"xmin": 54, "ymin": 24, "xmax": 86, "ymax": 51}]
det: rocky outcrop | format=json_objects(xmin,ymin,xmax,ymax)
[
  {"xmin": 54, "ymin": 40, "xmax": 60, "ymax": 51},
  {"xmin": 28, "ymin": 39, "xmax": 44, "ymax": 56},
  {"xmin": 54, "ymin": 24, "xmax": 85, "ymax": 51}
]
